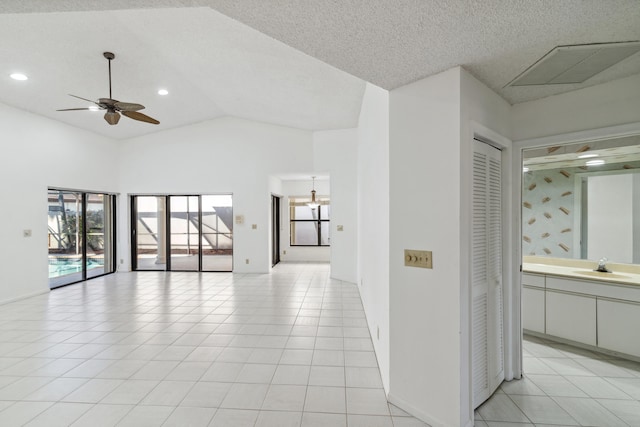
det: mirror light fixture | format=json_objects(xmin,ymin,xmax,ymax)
[{"xmin": 307, "ymin": 176, "xmax": 319, "ymax": 209}]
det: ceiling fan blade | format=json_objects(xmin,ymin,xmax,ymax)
[
  {"xmin": 115, "ymin": 102, "xmax": 145, "ymax": 112},
  {"xmin": 56, "ymin": 108, "xmax": 94, "ymax": 111},
  {"xmin": 122, "ymin": 111, "xmax": 160, "ymax": 125},
  {"xmin": 68, "ymin": 94, "xmax": 97, "ymax": 104}
]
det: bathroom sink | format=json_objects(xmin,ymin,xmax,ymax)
[{"xmin": 573, "ymin": 270, "xmax": 631, "ymax": 280}]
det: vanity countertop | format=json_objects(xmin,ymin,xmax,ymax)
[{"xmin": 523, "ymin": 256, "xmax": 640, "ymax": 287}]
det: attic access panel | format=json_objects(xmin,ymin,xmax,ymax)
[{"xmin": 507, "ymin": 41, "xmax": 640, "ymax": 87}]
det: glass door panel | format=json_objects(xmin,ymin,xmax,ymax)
[
  {"xmin": 134, "ymin": 196, "xmax": 165, "ymax": 270},
  {"xmin": 169, "ymin": 196, "xmax": 200, "ymax": 271},
  {"xmin": 201, "ymin": 194, "xmax": 233, "ymax": 271},
  {"xmin": 85, "ymin": 193, "xmax": 115, "ymax": 278},
  {"xmin": 48, "ymin": 190, "xmax": 84, "ymax": 288}
]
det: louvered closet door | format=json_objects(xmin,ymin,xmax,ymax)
[{"xmin": 472, "ymin": 139, "xmax": 504, "ymax": 408}]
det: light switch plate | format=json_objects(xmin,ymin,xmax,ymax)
[
  {"xmin": 404, "ymin": 249, "xmax": 433, "ymax": 269},
  {"xmin": 235, "ymin": 215, "xmax": 244, "ymax": 225},
  {"xmin": 337, "ymin": 225, "xmax": 344, "ymax": 231},
  {"xmin": 252, "ymin": 224, "xmax": 257, "ymax": 229},
  {"xmin": 23, "ymin": 229, "xmax": 32, "ymax": 237}
]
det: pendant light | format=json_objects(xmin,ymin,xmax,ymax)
[{"xmin": 307, "ymin": 176, "xmax": 319, "ymax": 209}]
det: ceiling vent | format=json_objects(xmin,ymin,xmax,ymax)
[{"xmin": 507, "ymin": 41, "xmax": 640, "ymax": 87}]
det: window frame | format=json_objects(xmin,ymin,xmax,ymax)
[{"xmin": 289, "ymin": 197, "xmax": 330, "ymax": 247}]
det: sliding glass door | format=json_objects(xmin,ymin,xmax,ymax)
[
  {"xmin": 48, "ymin": 189, "xmax": 116, "ymax": 288},
  {"xmin": 169, "ymin": 196, "xmax": 200, "ymax": 271},
  {"xmin": 132, "ymin": 194, "xmax": 233, "ymax": 272}
]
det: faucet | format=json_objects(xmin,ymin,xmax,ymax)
[{"xmin": 595, "ymin": 257, "xmax": 611, "ymax": 273}]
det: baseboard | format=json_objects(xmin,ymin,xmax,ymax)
[
  {"xmin": 524, "ymin": 330, "xmax": 640, "ymax": 363},
  {"xmin": 0, "ymin": 289, "xmax": 49, "ymax": 306},
  {"xmin": 387, "ymin": 393, "xmax": 446, "ymax": 427}
]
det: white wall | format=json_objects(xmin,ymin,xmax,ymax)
[
  {"xmin": 117, "ymin": 116, "xmax": 314, "ymax": 273},
  {"xmin": 387, "ymin": 67, "xmax": 511, "ymax": 427},
  {"xmin": 314, "ymin": 129, "xmax": 358, "ymax": 283},
  {"xmin": 356, "ymin": 83, "xmax": 390, "ymax": 390},
  {"xmin": 512, "ymin": 73, "xmax": 640, "ymax": 141},
  {"xmin": 0, "ymin": 101, "xmax": 119, "ymax": 304},
  {"xmin": 388, "ymin": 68, "xmax": 463, "ymax": 427},
  {"xmin": 279, "ymin": 178, "xmax": 331, "ymax": 263}
]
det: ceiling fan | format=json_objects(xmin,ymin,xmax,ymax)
[{"xmin": 57, "ymin": 52, "xmax": 160, "ymax": 125}]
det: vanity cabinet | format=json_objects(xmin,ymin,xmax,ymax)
[
  {"xmin": 522, "ymin": 273, "xmax": 545, "ymax": 333},
  {"xmin": 597, "ymin": 299, "xmax": 640, "ymax": 357},
  {"xmin": 546, "ymin": 291, "xmax": 596, "ymax": 346},
  {"xmin": 522, "ymin": 271, "xmax": 640, "ymax": 358}
]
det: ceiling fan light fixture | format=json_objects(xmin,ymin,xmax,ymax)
[{"xmin": 104, "ymin": 110, "xmax": 120, "ymax": 125}]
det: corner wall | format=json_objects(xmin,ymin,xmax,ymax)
[
  {"xmin": 388, "ymin": 68, "xmax": 463, "ymax": 427},
  {"xmin": 356, "ymin": 83, "xmax": 390, "ymax": 390},
  {"xmin": 0, "ymin": 101, "xmax": 119, "ymax": 304},
  {"xmin": 313, "ymin": 129, "xmax": 358, "ymax": 283}
]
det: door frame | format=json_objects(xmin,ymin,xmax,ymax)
[
  {"xmin": 462, "ymin": 122, "xmax": 514, "ymax": 425},
  {"xmin": 271, "ymin": 194, "xmax": 281, "ymax": 267},
  {"xmin": 130, "ymin": 193, "xmax": 233, "ymax": 272}
]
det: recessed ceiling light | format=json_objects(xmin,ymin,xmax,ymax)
[
  {"xmin": 586, "ymin": 159, "xmax": 605, "ymax": 166},
  {"xmin": 10, "ymin": 73, "xmax": 28, "ymax": 81},
  {"xmin": 578, "ymin": 153, "xmax": 598, "ymax": 159},
  {"xmin": 157, "ymin": 89, "xmax": 169, "ymax": 96}
]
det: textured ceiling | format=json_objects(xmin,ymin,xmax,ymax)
[{"xmin": 1, "ymin": 1, "xmax": 639, "ymax": 139}]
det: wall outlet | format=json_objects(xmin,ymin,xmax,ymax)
[
  {"xmin": 245, "ymin": 259, "xmax": 249, "ymax": 264},
  {"xmin": 283, "ymin": 250, "xmax": 286, "ymax": 255},
  {"xmin": 120, "ymin": 259, "xmax": 124, "ymax": 264},
  {"xmin": 23, "ymin": 229, "xmax": 32, "ymax": 237}
]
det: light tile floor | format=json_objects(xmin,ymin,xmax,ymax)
[
  {"xmin": 0, "ymin": 263, "xmax": 429, "ymax": 427},
  {"xmin": 476, "ymin": 334, "xmax": 640, "ymax": 427}
]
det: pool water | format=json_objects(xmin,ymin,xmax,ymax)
[{"xmin": 48, "ymin": 258, "xmax": 104, "ymax": 278}]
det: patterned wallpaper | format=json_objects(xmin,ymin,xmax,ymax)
[{"xmin": 522, "ymin": 168, "xmax": 575, "ymax": 258}]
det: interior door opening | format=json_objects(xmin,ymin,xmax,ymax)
[{"xmin": 272, "ymin": 195, "xmax": 281, "ymax": 267}]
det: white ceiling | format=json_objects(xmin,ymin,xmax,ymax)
[{"xmin": 1, "ymin": 1, "xmax": 639, "ymax": 139}]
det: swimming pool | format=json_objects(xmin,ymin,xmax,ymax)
[{"xmin": 48, "ymin": 257, "xmax": 103, "ymax": 278}]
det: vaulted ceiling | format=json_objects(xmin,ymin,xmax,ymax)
[{"xmin": 1, "ymin": 1, "xmax": 639, "ymax": 139}]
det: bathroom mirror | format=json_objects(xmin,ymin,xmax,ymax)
[{"xmin": 522, "ymin": 134, "xmax": 640, "ymax": 263}]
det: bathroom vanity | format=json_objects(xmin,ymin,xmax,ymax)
[{"xmin": 522, "ymin": 256, "xmax": 640, "ymax": 360}]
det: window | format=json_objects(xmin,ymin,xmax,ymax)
[
  {"xmin": 48, "ymin": 189, "xmax": 116, "ymax": 288},
  {"xmin": 289, "ymin": 196, "xmax": 330, "ymax": 246}
]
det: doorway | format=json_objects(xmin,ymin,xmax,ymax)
[
  {"xmin": 272, "ymin": 195, "xmax": 281, "ymax": 267},
  {"xmin": 131, "ymin": 194, "xmax": 233, "ymax": 272}
]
